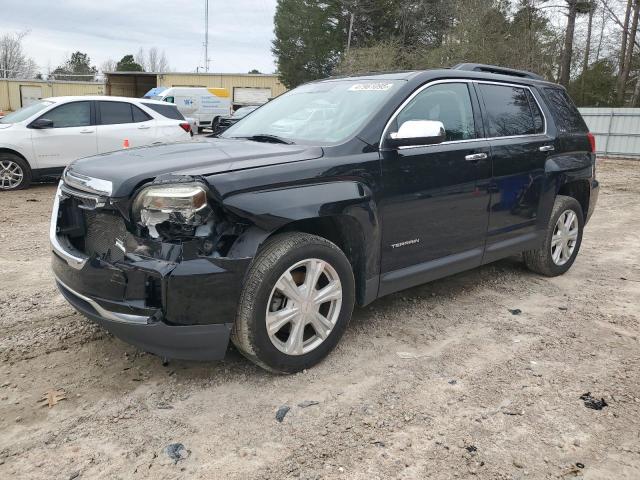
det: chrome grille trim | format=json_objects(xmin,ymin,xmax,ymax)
[
  {"xmin": 55, "ymin": 277, "xmax": 150, "ymax": 325},
  {"xmin": 63, "ymin": 169, "xmax": 113, "ymax": 196}
]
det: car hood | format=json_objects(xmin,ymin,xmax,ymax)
[
  {"xmin": 0, "ymin": 123, "xmax": 14, "ymax": 130},
  {"xmin": 66, "ymin": 137, "xmax": 323, "ymax": 197}
]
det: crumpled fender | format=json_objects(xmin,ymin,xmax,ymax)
[
  {"xmin": 223, "ymin": 181, "xmax": 372, "ymax": 230},
  {"xmin": 221, "ymin": 181, "xmax": 381, "ymax": 301}
]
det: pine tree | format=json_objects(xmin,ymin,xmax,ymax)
[{"xmin": 272, "ymin": 0, "xmax": 346, "ymax": 88}]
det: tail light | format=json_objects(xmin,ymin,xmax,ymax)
[
  {"xmin": 179, "ymin": 122, "xmax": 191, "ymax": 133},
  {"xmin": 587, "ymin": 132, "xmax": 596, "ymax": 153}
]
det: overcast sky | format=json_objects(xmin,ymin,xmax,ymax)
[{"xmin": 0, "ymin": 0, "xmax": 278, "ymax": 74}]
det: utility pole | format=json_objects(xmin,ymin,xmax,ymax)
[
  {"xmin": 346, "ymin": 12, "xmax": 354, "ymax": 55},
  {"xmin": 204, "ymin": 0, "xmax": 210, "ymax": 72}
]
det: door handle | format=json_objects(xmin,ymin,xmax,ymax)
[
  {"xmin": 539, "ymin": 145, "xmax": 555, "ymax": 152},
  {"xmin": 465, "ymin": 153, "xmax": 488, "ymax": 162},
  {"xmin": 138, "ymin": 124, "xmax": 151, "ymax": 129},
  {"xmin": 79, "ymin": 129, "xmax": 94, "ymax": 134}
]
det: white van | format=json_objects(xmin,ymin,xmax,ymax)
[{"xmin": 145, "ymin": 87, "xmax": 232, "ymax": 132}]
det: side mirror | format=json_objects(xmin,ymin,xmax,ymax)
[
  {"xmin": 30, "ymin": 118, "xmax": 54, "ymax": 129},
  {"xmin": 388, "ymin": 120, "xmax": 445, "ymax": 148}
]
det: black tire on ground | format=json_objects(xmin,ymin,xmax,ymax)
[
  {"xmin": 0, "ymin": 153, "xmax": 31, "ymax": 191},
  {"xmin": 523, "ymin": 195, "xmax": 584, "ymax": 276},
  {"xmin": 231, "ymin": 232, "xmax": 355, "ymax": 373}
]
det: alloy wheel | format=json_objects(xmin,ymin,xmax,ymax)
[
  {"xmin": 0, "ymin": 160, "xmax": 24, "ymax": 190},
  {"xmin": 551, "ymin": 209, "xmax": 579, "ymax": 266},
  {"xmin": 266, "ymin": 258, "xmax": 342, "ymax": 356}
]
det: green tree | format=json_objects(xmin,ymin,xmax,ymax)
[
  {"xmin": 52, "ymin": 51, "xmax": 97, "ymax": 81},
  {"xmin": 508, "ymin": 1, "xmax": 559, "ymax": 80},
  {"xmin": 272, "ymin": 0, "xmax": 346, "ymax": 88},
  {"xmin": 116, "ymin": 54, "xmax": 144, "ymax": 72},
  {"xmin": 397, "ymin": 0, "xmax": 513, "ymax": 71},
  {"xmin": 568, "ymin": 59, "xmax": 617, "ymax": 106}
]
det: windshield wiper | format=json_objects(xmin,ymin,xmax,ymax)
[{"xmin": 232, "ymin": 134, "xmax": 294, "ymax": 145}]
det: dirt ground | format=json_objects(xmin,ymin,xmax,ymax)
[{"xmin": 0, "ymin": 159, "xmax": 638, "ymax": 480}]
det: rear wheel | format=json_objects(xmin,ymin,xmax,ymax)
[
  {"xmin": 524, "ymin": 195, "xmax": 584, "ymax": 276},
  {"xmin": 0, "ymin": 154, "xmax": 31, "ymax": 191},
  {"xmin": 231, "ymin": 233, "xmax": 355, "ymax": 373}
]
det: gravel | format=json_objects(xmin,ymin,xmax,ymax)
[{"xmin": 0, "ymin": 158, "xmax": 639, "ymax": 479}]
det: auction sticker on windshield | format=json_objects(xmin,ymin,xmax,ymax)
[{"xmin": 348, "ymin": 83, "xmax": 394, "ymax": 91}]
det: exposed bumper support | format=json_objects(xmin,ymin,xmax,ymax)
[{"xmin": 50, "ymin": 182, "xmax": 89, "ymax": 270}]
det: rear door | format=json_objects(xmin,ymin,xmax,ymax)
[
  {"xmin": 30, "ymin": 100, "xmax": 97, "ymax": 169},
  {"xmin": 476, "ymin": 82, "xmax": 554, "ymax": 262},
  {"xmin": 95, "ymin": 101, "xmax": 156, "ymax": 152},
  {"xmin": 141, "ymin": 102, "xmax": 190, "ymax": 143}
]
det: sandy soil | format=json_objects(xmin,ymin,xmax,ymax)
[{"xmin": 0, "ymin": 159, "xmax": 639, "ymax": 480}]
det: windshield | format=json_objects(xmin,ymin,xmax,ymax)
[
  {"xmin": 233, "ymin": 106, "xmax": 257, "ymax": 117},
  {"xmin": 0, "ymin": 100, "xmax": 54, "ymax": 124},
  {"xmin": 221, "ymin": 79, "xmax": 403, "ymax": 144}
]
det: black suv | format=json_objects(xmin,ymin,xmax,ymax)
[{"xmin": 51, "ymin": 64, "xmax": 599, "ymax": 373}]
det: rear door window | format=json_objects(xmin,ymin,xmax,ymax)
[
  {"xmin": 543, "ymin": 88, "xmax": 587, "ymax": 133},
  {"xmin": 99, "ymin": 101, "xmax": 133, "ymax": 125},
  {"xmin": 478, "ymin": 84, "xmax": 541, "ymax": 137},
  {"xmin": 43, "ymin": 101, "xmax": 91, "ymax": 128},
  {"xmin": 142, "ymin": 102, "xmax": 185, "ymax": 120}
]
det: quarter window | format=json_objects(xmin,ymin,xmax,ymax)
[
  {"xmin": 396, "ymin": 83, "xmax": 476, "ymax": 142},
  {"xmin": 142, "ymin": 102, "xmax": 185, "ymax": 120},
  {"xmin": 42, "ymin": 101, "xmax": 91, "ymax": 128},
  {"xmin": 479, "ymin": 84, "xmax": 541, "ymax": 137},
  {"xmin": 543, "ymin": 87, "xmax": 587, "ymax": 133},
  {"xmin": 132, "ymin": 105, "xmax": 151, "ymax": 122}
]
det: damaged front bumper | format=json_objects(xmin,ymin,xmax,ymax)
[{"xmin": 50, "ymin": 183, "xmax": 249, "ymax": 361}]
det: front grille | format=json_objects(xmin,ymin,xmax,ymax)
[{"xmin": 83, "ymin": 210, "xmax": 127, "ymax": 262}]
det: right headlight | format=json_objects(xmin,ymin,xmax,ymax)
[{"xmin": 132, "ymin": 183, "xmax": 212, "ymax": 239}]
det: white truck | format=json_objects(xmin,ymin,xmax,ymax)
[{"xmin": 145, "ymin": 87, "xmax": 232, "ymax": 132}]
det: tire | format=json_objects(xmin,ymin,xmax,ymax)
[
  {"xmin": 0, "ymin": 153, "xmax": 31, "ymax": 191},
  {"xmin": 231, "ymin": 232, "xmax": 355, "ymax": 373},
  {"xmin": 524, "ymin": 195, "xmax": 584, "ymax": 276}
]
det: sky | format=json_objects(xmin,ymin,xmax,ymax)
[{"xmin": 0, "ymin": 0, "xmax": 278, "ymax": 75}]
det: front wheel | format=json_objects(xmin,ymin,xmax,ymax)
[
  {"xmin": 524, "ymin": 195, "xmax": 584, "ymax": 276},
  {"xmin": 0, "ymin": 154, "xmax": 31, "ymax": 191},
  {"xmin": 231, "ymin": 233, "xmax": 355, "ymax": 373}
]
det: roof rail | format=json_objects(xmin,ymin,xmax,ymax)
[{"xmin": 451, "ymin": 63, "xmax": 544, "ymax": 81}]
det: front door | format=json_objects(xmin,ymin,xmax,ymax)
[
  {"xmin": 30, "ymin": 100, "xmax": 97, "ymax": 169},
  {"xmin": 378, "ymin": 81, "xmax": 492, "ymax": 295}
]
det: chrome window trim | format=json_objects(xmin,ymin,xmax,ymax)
[
  {"xmin": 476, "ymin": 80, "xmax": 548, "ymax": 137},
  {"xmin": 380, "ymin": 78, "xmax": 548, "ymax": 151}
]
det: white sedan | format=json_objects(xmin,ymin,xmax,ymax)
[{"xmin": 0, "ymin": 96, "xmax": 193, "ymax": 190}]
